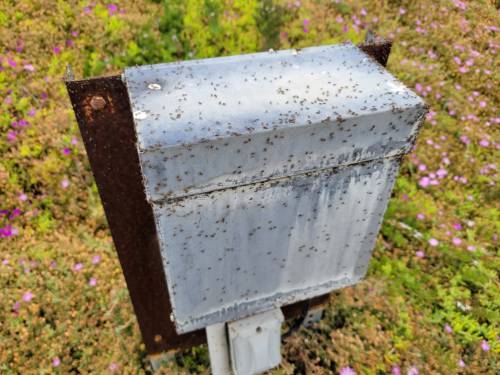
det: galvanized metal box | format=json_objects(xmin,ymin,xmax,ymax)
[{"xmin": 123, "ymin": 42, "xmax": 427, "ymax": 334}]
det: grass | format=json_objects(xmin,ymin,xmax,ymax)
[{"xmin": 0, "ymin": 0, "xmax": 498, "ymax": 374}]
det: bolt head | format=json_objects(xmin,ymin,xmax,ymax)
[{"xmin": 90, "ymin": 96, "xmax": 106, "ymax": 110}]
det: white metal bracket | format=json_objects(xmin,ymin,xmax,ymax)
[{"xmin": 206, "ymin": 308, "xmax": 284, "ymax": 375}]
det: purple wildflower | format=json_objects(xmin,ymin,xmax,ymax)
[
  {"xmin": 22, "ymin": 291, "xmax": 34, "ymax": 302},
  {"xmin": 419, "ymin": 176, "xmax": 430, "ymax": 187},
  {"xmin": 108, "ymin": 4, "xmax": 118, "ymax": 15},
  {"xmin": 339, "ymin": 367, "xmax": 356, "ymax": 375},
  {"xmin": 480, "ymin": 340, "xmax": 490, "ymax": 351},
  {"xmin": 73, "ymin": 263, "xmax": 83, "ymax": 272}
]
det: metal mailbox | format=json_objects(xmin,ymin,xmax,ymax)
[
  {"xmin": 66, "ymin": 39, "xmax": 427, "ymax": 373},
  {"xmin": 124, "ymin": 42, "xmax": 426, "ymax": 334}
]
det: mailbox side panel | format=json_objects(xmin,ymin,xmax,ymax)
[{"xmin": 155, "ymin": 157, "xmax": 401, "ymax": 333}]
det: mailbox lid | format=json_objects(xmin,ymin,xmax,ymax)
[{"xmin": 124, "ymin": 43, "xmax": 426, "ymax": 201}]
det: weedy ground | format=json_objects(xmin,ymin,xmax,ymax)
[{"xmin": 0, "ymin": 1, "xmax": 498, "ymax": 374}]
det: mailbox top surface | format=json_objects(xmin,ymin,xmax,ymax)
[
  {"xmin": 125, "ymin": 43, "xmax": 422, "ymax": 150},
  {"xmin": 125, "ymin": 43, "xmax": 426, "ymax": 201}
]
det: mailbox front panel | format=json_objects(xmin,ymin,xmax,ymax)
[{"xmin": 154, "ymin": 157, "xmax": 399, "ymax": 333}]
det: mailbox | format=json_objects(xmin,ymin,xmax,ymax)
[{"xmin": 66, "ymin": 39, "xmax": 427, "ymax": 374}]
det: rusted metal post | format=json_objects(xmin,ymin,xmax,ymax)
[{"xmin": 65, "ymin": 75, "xmax": 206, "ymax": 355}]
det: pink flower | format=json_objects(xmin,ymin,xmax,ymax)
[
  {"xmin": 399, "ymin": 8, "xmax": 406, "ymax": 15},
  {"xmin": 436, "ymin": 168, "xmax": 447, "ymax": 178},
  {"xmin": 12, "ymin": 301, "xmax": 20, "ymax": 314},
  {"xmin": 452, "ymin": 0, "xmax": 467, "ymax": 10},
  {"xmin": 452, "ymin": 237, "xmax": 462, "ymax": 246},
  {"xmin": 53, "ymin": 46, "xmax": 61, "ymax": 55},
  {"xmin": 23, "ymin": 64, "xmax": 35, "ymax": 72},
  {"xmin": 416, "ymin": 250, "xmax": 425, "ymax": 258},
  {"xmin": 479, "ymin": 139, "xmax": 489, "ymax": 147},
  {"xmin": 407, "ymin": 366, "xmax": 419, "ymax": 375},
  {"xmin": 303, "ymin": 18, "xmax": 310, "ymax": 26},
  {"xmin": 88, "ymin": 277, "xmax": 97, "ymax": 286},
  {"xmin": 52, "ymin": 357, "xmax": 61, "ymax": 367},
  {"xmin": 392, "ymin": 366, "xmax": 401, "ymax": 375},
  {"xmin": 418, "ymin": 164, "xmax": 427, "ymax": 171},
  {"xmin": 429, "ymin": 238, "xmax": 439, "ymax": 247},
  {"xmin": 419, "ymin": 177, "xmax": 430, "ymax": 187},
  {"xmin": 91, "ymin": 255, "xmax": 101, "ymax": 264},
  {"xmin": 467, "ymin": 245, "xmax": 476, "ymax": 251},
  {"xmin": 460, "ymin": 135, "xmax": 470, "ymax": 145},
  {"xmin": 415, "ymin": 83, "xmax": 423, "ymax": 92},
  {"xmin": 7, "ymin": 58, "xmax": 17, "ymax": 67},
  {"xmin": 108, "ymin": 4, "xmax": 118, "ymax": 15},
  {"xmin": 458, "ymin": 66, "xmax": 468, "ymax": 74},
  {"xmin": 18, "ymin": 193, "xmax": 27, "ymax": 202},
  {"xmin": 480, "ymin": 340, "xmax": 490, "ymax": 351},
  {"xmin": 109, "ymin": 362, "xmax": 119, "ymax": 372},
  {"xmin": 417, "ymin": 213, "xmax": 425, "ymax": 220},
  {"xmin": 63, "ymin": 147, "xmax": 71, "ymax": 155},
  {"xmin": 339, "ymin": 367, "xmax": 356, "ymax": 375},
  {"xmin": 73, "ymin": 263, "xmax": 83, "ymax": 272},
  {"xmin": 444, "ymin": 324, "xmax": 453, "ymax": 333},
  {"xmin": 453, "ymin": 223, "xmax": 462, "ymax": 231},
  {"xmin": 61, "ymin": 179, "xmax": 70, "ymax": 189},
  {"xmin": 71, "ymin": 137, "xmax": 78, "ymax": 145},
  {"xmin": 458, "ymin": 359, "xmax": 465, "ymax": 368},
  {"xmin": 7, "ymin": 130, "xmax": 17, "ymax": 142},
  {"xmin": 22, "ymin": 291, "xmax": 34, "ymax": 302}
]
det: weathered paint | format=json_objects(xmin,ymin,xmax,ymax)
[
  {"xmin": 155, "ymin": 157, "xmax": 401, "ymax": 332},
  {"xmin": 123, "ymin": 43, "xmax": 428, "ymax": 334}
]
